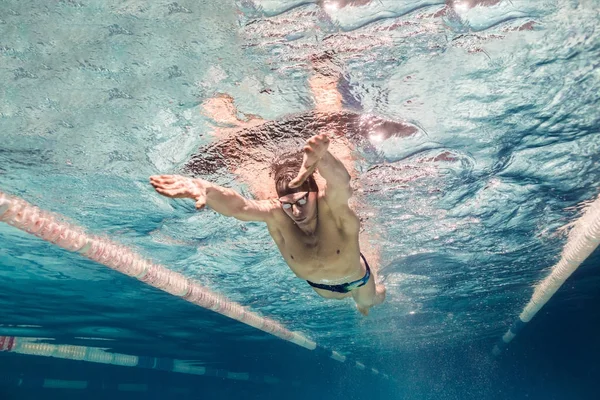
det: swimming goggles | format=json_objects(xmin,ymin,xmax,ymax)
[{"xmin": 280, "ymin": 193, "xmax": 308, "ymax": 209}]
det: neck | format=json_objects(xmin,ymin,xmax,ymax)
[
  {"xmin": 295, "ymin": 196, "xmax": 318, "ymax": 236},
  {"xmin": 297, "ymin": 217, "xmax": 318, "ymax": 236}
]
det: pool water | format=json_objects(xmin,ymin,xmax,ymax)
[{"xmin": 1, "ymin": 0, "xmax": 599, "ymax": 399}]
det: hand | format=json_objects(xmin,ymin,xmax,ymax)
[
  {"xmin": 289, "ymin": 133, "xmax": 330, "ymax": 188},
  {"xmin": 150, "ymin": 175, "xmax": 208, "ymax": 210}
]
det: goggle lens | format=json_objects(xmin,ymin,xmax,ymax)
[{"xmin": 281, "ymin": 195, "xmax": 308, "ymax": 210}]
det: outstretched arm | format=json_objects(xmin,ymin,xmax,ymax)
[
  {"xmin": 150, "ymin": 175, "xmax": 278, "ymax": 222},
  {"xmin": 289, "ymin": 134, "xmax": 352, "ymax": 206}
]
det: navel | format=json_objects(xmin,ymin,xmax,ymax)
[
  {"xmin": 336, "ymin": 249, "xmax": 340, "ymax": 254},
  {"xmin": 290, "ymin": 254, "xmax": 294, "ymax": 260}
]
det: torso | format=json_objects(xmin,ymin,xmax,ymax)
[{"xmin": 266, "ymin": 195, "xmax": 363, "ymax": 283}]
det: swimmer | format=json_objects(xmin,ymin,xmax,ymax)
[{"xmin": 150, "ymin": 133, "xmax": 386, "ymax": 315}]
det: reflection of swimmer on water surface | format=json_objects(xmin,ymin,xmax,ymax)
[
  {"xmin": 186, "ymin": 51, "xmax": 418, "ymax": 200},
  {"xmin": 152, "ymin": 1, "xmax": 537, "ymax": 313},
  {"xmin": 185, "ymin": 108, "xmax": 418, "ymax": 194},
  {"xmin": 151, "ymin": 52, "xmax": 416, "ymax": 315}
]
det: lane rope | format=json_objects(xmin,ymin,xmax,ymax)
[
  {"xmin": 492, "ymin": 195, "xmax": 600, "ymax": 355},
  {"xmin": 0, "ymin": 335, "xmax": 288, "ymax": 385},
  {"xmin": 0, "ymin": 190, "xmax": 390, "ymax": 379}
]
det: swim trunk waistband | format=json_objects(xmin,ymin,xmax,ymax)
[{"xmin": 306, "ymin": 253, "xmax": 371, "ymax": 294}]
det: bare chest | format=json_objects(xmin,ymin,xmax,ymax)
[{"xmin": 275, "ymin": 217, "xmax": 360, "ymax": 281}]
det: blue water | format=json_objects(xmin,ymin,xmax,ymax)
[{"xmin": 1, "ymin": 0, "xmax": 599, "ymax": 399}]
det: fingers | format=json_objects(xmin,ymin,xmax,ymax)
[
  {"xmin": 153, "ymin": 187, "xmax": 185, "ymax": 198},
  {"xmin": 150, "ymin": 175, "xmax": 172, "ymax": 181},
  {"xmin": 195, "ymin": 193, "xmax": 207, "ymax": 210},
  {"xmin": 306, "ymin": 134, "xmax": 329, "ymax": 145},
  {"xmin": 289, "ymin": 167, "xmax": 311, "ymax": 188},
  {"xmin": 149, "ymin": 175, "xmax": 185, "ymax": 190},
  {"xmin": 150, "ymin": 175, "xmax": 177, "ymax": 184},
  {"xmin": 151, "ymin": 181, "xmax": 184, "ymax": 192},
  {"xmin": 149, "ymin": 175, "xmax": 204, "ymax": 205},
  {"xmin": 305, "ymin": 134, "xmax": 330, "ymax": 154},
  {"xmin": 288, "ymin": 174, "xmax": 305, "ymax": 188},
  {"xmin": 149, "ymin": 175, "xmax": 189, "ymax": 198},
  {"xmin": 288, "ymin": 177, "xmax": 302, "ymax": 189}
]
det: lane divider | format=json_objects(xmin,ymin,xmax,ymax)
[
  {"xmin": 493, "ymin": 195, "xmax": 600, "ymax": 355},
  {"xmin": 0, "ymin": 373, "xmax": 253, "ymax": 395},
  {"xmin": 0, "ymin": 375, "xmax": 204, "ymax": 395},
  {"xmin": 0, "ymin": 336, "xmax": 286, "ymax": 384},
  {"xmin": 0, "ymin": 190, "xmax": 390, "ymax": 379}
]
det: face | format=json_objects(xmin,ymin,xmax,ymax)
[{"xmin": 279, "ymin": 191, "xmax": 318, "ymax": 225}]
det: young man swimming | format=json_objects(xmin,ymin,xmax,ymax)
[{"xmin": 150, "ymin": 133, "xmax": 386, "ymax": 315}]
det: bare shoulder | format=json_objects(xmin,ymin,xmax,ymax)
[
  {"xmin": 318, "ymin": 193, "xmax": 360, "ymax": 232},
  {"xmin": 264, "ymin": 205, "xmax": 289, "ymax": 243},
  {"xmin": 322, "ymin": 180, "xmax": 353, "ymax": 209}
]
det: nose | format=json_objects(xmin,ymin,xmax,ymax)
[{"xmin": 292, "ymin": 205, "xmax": 303, "ymax": 217}]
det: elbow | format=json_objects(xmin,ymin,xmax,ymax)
[
  {"xmin": 336, "ymin": 175, "xmax": 352, "ymax": 191},
  {"xmin": 344, "ymin": 184, "xmax": 353, "ymax": 198}
]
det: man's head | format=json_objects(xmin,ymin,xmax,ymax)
[{"xmin": 272, "ymin": 153, "xmax": 318, "ymax": 224}]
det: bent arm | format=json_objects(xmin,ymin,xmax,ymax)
[
  {"xmin": 288, "ymin": 135, "xmax": 352, "ymax": 206},
  {"xmin": 317, "ymin": 151, "xmax": 352, "ymax": 205}
]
